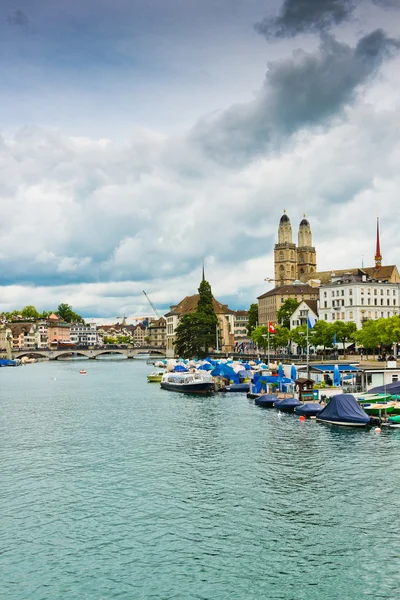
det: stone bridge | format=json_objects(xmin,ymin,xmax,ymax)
[{"xmin": 13, "ymin": 347, "xmax": 166, "ymax": 360}]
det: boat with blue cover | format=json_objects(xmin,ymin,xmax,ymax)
[
  {"xmin": 295, "ymin": 403, "xmax": 323, "ymax": 417},
  {"xmin": 274, "ymin": 397, "xmax": 302, "ymax": 412},
  {"xmin": 316, "ymin": 394, "xmax": 370, "ymax": 427},
  {"xmin": 254, "ymin": 394, "xmax": 278, "ymax": 407},
  {"xmin": 221, "ymin": 383, "xmax": 250, "ymax": 393}
]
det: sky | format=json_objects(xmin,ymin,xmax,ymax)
[{"xmin": 1, "ymin": 0, "xmax": 400, "ymax": 320}]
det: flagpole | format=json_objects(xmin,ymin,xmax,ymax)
[{"xmin": 267, "ymin": 326, "xmax": 270, "ymax": 371}]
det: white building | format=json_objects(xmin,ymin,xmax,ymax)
[
  {"xmin": 290, "ymin": 300, "xmax": 318, "ymax": 329},
  {"xmin": 319, "ymin": 272, "xmax": 400, "ymax": 329},
  {"xmin": 70, "ymin": 323, "xmax": 98, "ymax": 346}
]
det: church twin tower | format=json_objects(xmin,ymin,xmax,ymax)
[{"xmin": 274, "ymin": 211, "xmax": 317, "ymax": 286}]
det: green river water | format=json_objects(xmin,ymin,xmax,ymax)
[{"xmin": 1, "ymin": 358, "xmax": 400, "ymax": 599}]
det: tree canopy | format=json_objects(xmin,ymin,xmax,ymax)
[
  {"xmin": 277, "ymin": 298, "xmax": 300, "ymax": 328},
  {"xmin": 174, "ymin": 280, "xmax": 218, "ymax": 358},
  {"xmin": 57, "ymin": 303, "xmax": 85, "ymax": 324},
  {"xmin": 246, "ymin": 303, "xmax": 258, "ymax": 336}
]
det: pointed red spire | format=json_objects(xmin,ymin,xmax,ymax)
[{"xmin": 375, "ymin": 217, "xmax": 382, "ymax": 270}]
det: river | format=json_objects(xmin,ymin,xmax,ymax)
[{"xmin": 1, "ymin": 359, "xmax": 400, "ymax": 599}]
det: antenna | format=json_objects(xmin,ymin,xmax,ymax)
[{"xmin": 143, "ymin": 291, "xmax": 161, "ymax": 319}]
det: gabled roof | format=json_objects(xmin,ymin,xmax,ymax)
[
  {"xmin": 166, "ymin": 294, "xmax": 233, "ymax": 316},
  {"xmin": 301, "ymin": 265, "xmax": 400, "ymax": 285}
]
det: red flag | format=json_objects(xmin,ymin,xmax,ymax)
[{"xmin": 268, "ymin": 322, "xmax": 276, "ymax": 334}]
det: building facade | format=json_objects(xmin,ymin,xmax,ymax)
[
  {"xmin": 258, "ymin": 283, "xmax": 319, "ymax": 326},
  {"xmin": 318, "ymin": 272, "xmax": 400, "ymax": 329},
  {"xmin": 274, "ymin": 212, "xmax": 317, "ymax": 286},
  {"xmin": 47, "ymin": 313, "xmax": 71, "ymax": 345},
  {"xmin": 70, "ymin": 323, "xmax": 98, "ymax": 346},
  {"xmin": 290, "ymin": 300, "xmax": 318, "ymax": 329},
  {"xmin": 148, "ymin": 317, "xmax": 166, "ymax": 348}
]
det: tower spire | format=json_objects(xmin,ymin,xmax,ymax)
[{"xmin": 375, "ymin": 217, "xmax": 382, "ymax": 270}]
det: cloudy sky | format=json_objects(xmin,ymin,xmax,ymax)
[{"xmin": 1, "ymin": 0, "xmax": 400, "ymax": 319}]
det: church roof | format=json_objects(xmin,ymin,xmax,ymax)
[
  {"xmin": 165, "ymin": 294, "xmax": 234, "ymax": 316},
  {"xmin": 257, "ymin": 284, "xmax": 317, "ymax": 300},
  {"xmin": 300, "ymin": 265, "xmax": 400, "ymax": 285},
  {"xmin": 280, "ymin": 213, "xmax": 290, "ymax": 224},
  {"xmin": 299, "ymin": 218, "xmax": 309, "ymax": 227}
]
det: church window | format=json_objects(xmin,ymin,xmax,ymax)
[
  {"xmin": 299, "ymin": 268, "xmax": 304, "ymax": 275},
  {"xmin": 290, "ymin": 251, "xmax": 294, "ymax": 259},
  {"xmin": 299, "ymin": 253, "xmax": 304, "ymax": 262},
  {"xmin": 280, "ymin": 265, "xmax": 284, "ymax": 272},
  {"xmin": 279, "ymin": 251, "xmax": 284, "ymax": 261}
]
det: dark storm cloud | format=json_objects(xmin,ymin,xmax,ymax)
[
  {"xmin": 255, "ymin": 0, "xmax": 355, "ymax": 39},
  {"xmin": 7, "ymin": 9, "xmax": 30, "ymax": 29},
  {"xmin": 189, "ymin": 30, "xmax": 400, "ymax": 166},
  {"xmin": 255, "ymin": 0, "xmax": 400, "ymax": 39}
]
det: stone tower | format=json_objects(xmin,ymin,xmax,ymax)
[
  {"xmin": 297, "ymin": 215, "xmax": 317, "ymax": 278},
  {"xmin": 274, "ymin": 211, "xmax": 297, "ymax": 285}
]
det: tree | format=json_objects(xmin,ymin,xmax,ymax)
[
  {"xmin": 271, "ymin": 326, "xmax": 290, "ymax": 350},
  {"xmin": 21, "ymin": 305, "xmax": 39, "ymax": 319},
  {"xmin": 174, "ymin": 279, "xmax": 218, "ymax": 358},
  {"xmin": 290, "ymin": 324, "xmax": 308, "ymax": 353},
  {"xmin": 356, "ymin": 320, "xmax": 379, "ymax": 359},
  {"xmin": 277, "ymin": 298, "xmax": 300, "ymax": 329},
  {"xmin": 311, "ymin": 321, "xmax": 335, "ymax": 355},
  {"xmin": 332, "ymin": 321, "xmax": 357, "ymax": 359},
  {"xmin": 57, "ymin": 303, "xmax": 85, "ymax": 324},
  {"xmin": 251, "ymin": 325, "xmax": 269, "ymax": 349},
  {"xmin": 247, "ymin": 303, "xmax": 258, "ymax": 336}
]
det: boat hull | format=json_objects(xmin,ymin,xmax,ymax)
[
  {"xmin": 147, "ymin": 375, "xmax": 163, "ymax": 382},
  {"xmin": 160, "ymin": 381, "xmax": 214, "ymax": 395},
  {"xmin": 316, "ymin": 418, "xmax": 369, "ymax": 427}
]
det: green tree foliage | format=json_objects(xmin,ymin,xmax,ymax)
[
  {"xmin": 277, "ymin": 298, "xmax": 300, "ymax": 329},
  {"xmin": 251, "ymin": 325, "xmax": 290, "ymax": 351},
  {"xmin": 21, "ymin": 305, "xmax": 40, "ymax": 319},
  {"xmin": 57, "ymin": 303, "xmax": 85, "ymax": 324},
  {"xmin": 246, "ymin": 303, "xmax": 259, "ymax": 336},
  {"xmin": 103, "ymin": 336, "xmax": 117, "ymax": 344},
  {"xmin": 355, "ymin": 320, "xmax": 379, "ymax": 357},
  {"xmin": 290, "ymin": 324, "xmax": 308, "ymax": 352},
  {"xmin": 251, "ymin": 325, "xmax": 269, "ymax": 349},
  {"xmin": 174, "ymin": 280, "xmax": 218, "ymax": 358},
  {"xmin": 311, "ymin": 320, "xmax": 335, "ymax": 353},
  {"xmin": 332, "ymin": 321, "xmax": 357, "ymax": 358}
]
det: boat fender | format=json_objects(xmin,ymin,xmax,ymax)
[
  {"xmin": 374, "ymin": 427, "xmax": 381, "ymax": 433},
  {"xmin": 299, "ymin": 416, "xmax": 306, "ymax": 422}
]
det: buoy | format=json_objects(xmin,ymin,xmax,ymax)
[
  {"xmin": 80, "ymin": 370, "xmax": 86, "ymax": 375},
  {"xmin": 299, "ymin": 416, "xmax": 306, "ymax": 422},
  {"xmin": 374, "ymin": 427, "xmax": 381, "ymax": 433}
]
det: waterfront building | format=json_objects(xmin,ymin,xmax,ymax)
[
  {"xmin": 9, "ymin": 323, "xmax": 38, "ymax": 350},
  {"xmin": 290, "ymin": 300, "xmax": 318, "ymax": 329},
  {"xmin": 274, "ymin": 211, "xmax": 317, "ymax": 285},
  {"xmin": 233, "ymin": 310, "xmax": 249, "ymax": 345},
  {"xmin": 70, "ymin": 323, "xmax": 98, "ymax": 346},
  {"xmin": 148, "ymin": 317, "xmax": 166, "ymax": 348},
  {"xmin": 47, "ymin": 313, "xmax": 71, "ymax": 345},
  {"xmin": 257, "ymin": 282, "xmax": 318, "ymax": 326},
  {"xmin": 318, "ymin": 271, "xmax": 399, "ymax": 329},
  {"xmin": 132, "ymin": 323, "xmax": 148, "ymax": 346}
]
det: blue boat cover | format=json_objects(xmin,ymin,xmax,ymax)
[
  {"xmin": 174, "ymin": 365, "xmax": 188, "ymax": 372},
  {"xmin": 222, "ymin": 383, "xmax": 250, "ymax": 392},
  {"xmin": 255, "ymin": 394, "xmax": 277, "ymax": 406},
  {"xmin": 274, "ymin": 397, "xmax": 302, "ymax": 409},
  {"xmin": 317, "ymin": 394, "xmax": 370, "ymax": 424},
  {"xmin": 295, "ymin": 403, "xmax": 323, "ymax": 416},
  {"xmin": 368, "ymin": 381, "xmax": 400, "ymax": 395}
]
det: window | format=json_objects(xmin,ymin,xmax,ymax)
[
  {"xmin": 341, "ymin": 290, "xmax": 344, "ymax": 296},
  {"xmin": 374, "ymin": 299, "xmax": 377, "ymax": 306},
  {"xmin": 341, "ymin": 312, "xmax": 345, "ymax": 320},
  {"xmin": 393, "ymin": 290, "xmax": 396, "ymax": 295},
  {"xmin": 387, "ymin": 299, "xmax": 390, "ymax": 306},
  {"xmin": 361, "ymin": 288, "xmax": 364, "ymax": 295},
  {"xmin": 368, "ymin": 298, "xmax": 371, "ymax": 305},
  {"xmin": 374, "ymin": 289, "xmax": 377, "ymax": 295},
  {"xmin": 387, "ymin": 290, "xmax": 390, "ymax": 295},
  {"xmin": 324, "ymin": 314, "xmax": 328, "ymax": 320},
  {"xmin": 324, "ymin": 301, "xmax": 327, "ymax": 308},
  {"xmin": 375, "ymin": 312, "xmax": 378, "ymax": 318},
  {"xmin": 367, "ymin": 288, "xmax": 371, "ymax": 295},
  {"xmin": 349, "ymin": 299, "xmax": 353, "ymax": 306},
  {"xmin": 392, "ymin": 375, "xmax": 399, "ymax": 382},
  {"xmin": 324, "ymin": 292, "xmax": 327, "ymax": 298},
  {"xmin": 381, "ymin": 299, "xmax": 384, "ymax": 306},
  {"xmin": 331, "ymin": 291, "xmax": 335, "ymax": 297},
  {"xmin": 394, "ymin": 299, "xmax": 397, "ymax": 306},
  {"xmin": 381, "ymin": 312, "xmax": 384, "ymax": 318},
  {"xmin": 349, "ymin": 289, "xmax": 353, "ymax": 295},
  {"xmin": 361, "ymin": 298, "xmax": 364, "ymax": 305},
  {"xmin": 349, "ymin": 312, "xmax": 353, "ymax": 319}
]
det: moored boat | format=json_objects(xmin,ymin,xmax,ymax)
[
  {"xmin": 362, "ymin": 402, "xmax": 396, "ymax": 416},
  {"xmin": 147, "ymin": 370, "xmax": 165, "ymax": 383},
  {"xmin": 316, "ymin": 394, "xmax": 370, "ymax": 427},
  {"xmin": 254, "ymin": 394, "xmax": 278, "ymax": 407},
  {"xmin": 160, "ymin": 372, "xmax": 215, "ymax": 395},
  {"xmin": 221, "ymin": 383, "xmax": 250, "ymax": 393},
  {"xmin": 295, "ymin": 403, "xmax": 323, "ymax": 417},
  {"xmin": 274, "ymin": 397, "xmax": 302, "ymax": 412}
]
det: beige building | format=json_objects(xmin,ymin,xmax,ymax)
[
  {"xmin": 47, "ymin": 313, "xmax": 71, "ymax": 345},
  {"xmin": 258, "ymin": 283, "xmax": 319, "ymax": 326},
  {"xmin": 148, "ymin": 317, "xmax": 166, "ymax": 348},
  {"xmin": 274, "ymin": 212, "xmax": 317, "ymax": 285},
  {"xmin": 165, "ymin": 294, "xmax": 235, "ymax": 357}
]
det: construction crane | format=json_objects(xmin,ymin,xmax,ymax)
[
  {"xmin": 143, "ymin": 291, "xmax": 161, "ymax": 319},
  {"xmin": 116, "ymin": 314, "xmax": 128, "ymax": 325}
]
